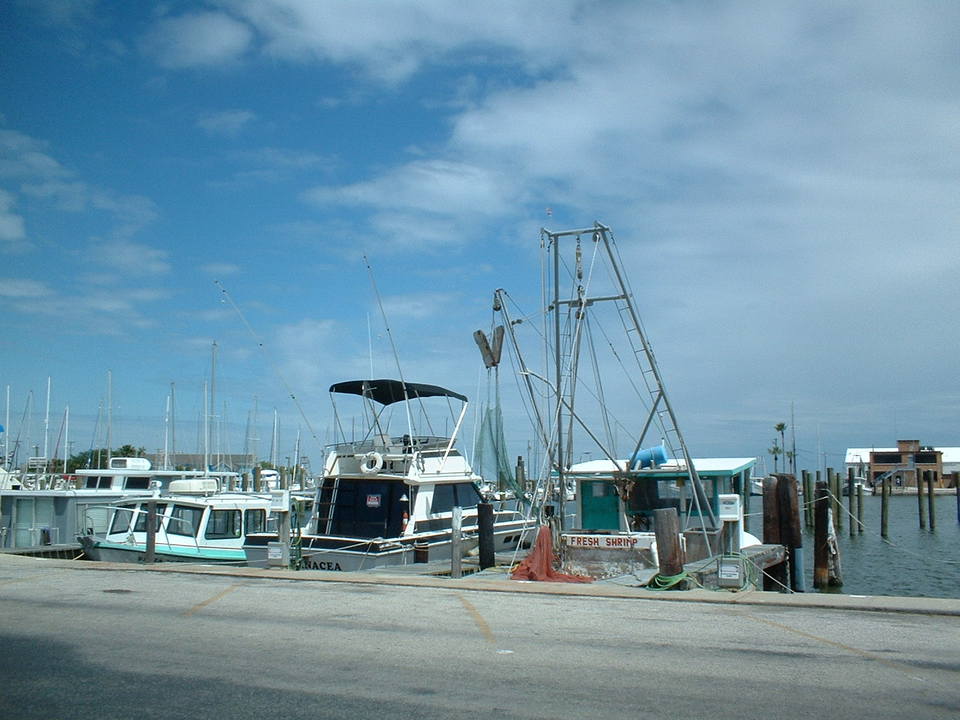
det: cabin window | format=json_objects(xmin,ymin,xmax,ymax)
[
  {"xmin": 430, "ymin": 483, "xmax": 482, "ymax": 514},
  {"xmin": 124, "ymin": 476, "xmax": 151, "ymax": 490},
  {"xmin": 109, "ymin": 507, "xmax": 135, "ymax": 534},
  {"xmin": 205, "ymin": 509, "xmax": 242, "ymax": 539},
  {"xmin": 86, "ymin": 476, "xmax": 111, "ymax": 489},
  {"xmin": 245, "ymin": 509, "xmax": 267, "ymax": 534},
  {"xmin": 133, "ymin": 504, "xmax": 168, "ymax": 532},
  {"xmin": 168, "ymin": 505, "xmax": 203, "ymax": 537}
]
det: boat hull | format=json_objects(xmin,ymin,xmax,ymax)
[
  {"xmin": 78, "ymin": 535, "xmax": 247, "ymax": 564},
  {"xmin": 245, "ymin": 518, "xmax": 531, "ymax": 572}
]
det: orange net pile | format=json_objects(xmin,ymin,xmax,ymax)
[{"xmin": 511, "ymin": 525, "xmax": 593, "ymax": 583}]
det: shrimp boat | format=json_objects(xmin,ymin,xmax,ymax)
[
  {"xmin": 244, "ymin": 379, "xmax": 530, "ymax": 571},
  {"xmin": 77, "ymin": 482, "xmax": 302, "ymax": 564}
]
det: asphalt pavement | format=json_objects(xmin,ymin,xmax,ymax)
[{"xmin": 1, "ymin": 553, "xmax": 958, "ymax": 719}]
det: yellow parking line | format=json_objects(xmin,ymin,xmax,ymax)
[
  {"xmin": 456, "ymin": 592, "xmax": 496, "ymax": 645},
  {"xmin": 182, "ymin": 582, "xmax": 245, "ymax": 617}
]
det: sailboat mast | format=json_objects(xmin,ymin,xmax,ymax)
[
  {"xmin": 64, "ymin": 404, "xmax": 69, "ymax": 474},
  {"xmin": 170, "ymin": 382, "xmax": 177, "ymax": 468},
  {"xmin": 210, "ymin": 341, "xmax": 217, "ymax": 471},
  {"xmin": 163, "ymin": 392, "xmax": 171, "ymax": 470},
  {"xmin": 43, "ymin": 376, "xmax": 51, "ymax": 460},
  {"xmin": 4, "ymin": 385, "xmax": 9, "ymax": 467},
  {"xmin": 106, "ymin": 371, "xmax": 112, "ymax": 463},
  {"xmin": 271, "ymin": 409, "xmax": 279, "ymax": 467},
  {"xmin": 202, "ymin": 381, "xmax": 209, "ymax": 473}
]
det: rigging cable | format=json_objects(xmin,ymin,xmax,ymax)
[{"xmin": 214, "ymin": 280, "xmax": 323, "ymax": 449}]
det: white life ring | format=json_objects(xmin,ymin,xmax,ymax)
[{"xmin": 361, "ymin": 451, "xmax": 384, "ymax": 474}]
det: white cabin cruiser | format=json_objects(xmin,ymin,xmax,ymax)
[
  {"xmin": 244, "ymin": 379, "xmax": 531, "ymax": 571},
  {"xmin": 78, "ymin": 482, "xmax": 303, "ymax": 564}
]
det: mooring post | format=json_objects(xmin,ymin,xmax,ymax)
[
  {"xmin": 825, "ymin": 468, "xmax": 838, "ymax": 533},
  {"xmin": 254, "ymin": 465, "xmax": 262, "ymax": 492},
  {"xmin": 778, "ymin": 475, "xmax": 804, "ymax": 592},
  {"xmin": 762, "ymin": 476, "xmax": 786, "ymax": 591},
  {"xmin": 802, "ymin": 470, "xmax": 813, "ymax": 528},
  {"xmin": 145, "ymin": 499, "xmax": 157, "ymax": 563},
  {"xmin": 477, "ymin": 501, "xmax": 495, "ymax": 569},
  {"xmin": 813, "ymin": 480, "xmax": 829, "ymax": 589},
  {"xmin": 653, "ymin": 507, "xmax": 685, "ymax": 577},
  {"xmin": 881, "ymin": 476, "xmax": 890, "ymax": 538},
  {"xmin": 451, "ymin": 505, "xmax": 463, "ymax": 579},
  {"xmin": 856, "ymin": 483, "xmax": 864, "ymax": 534},
  {"xmin": 847, "ymin": 468, "xmax": 856, "ymax": 538},
  {"xmin": 926, "ymin": 470, "xmax": 936, "ymax": 531},
  {"xmin": 917, "ymin": 467, "xmax": 927, "ymax": 529}
]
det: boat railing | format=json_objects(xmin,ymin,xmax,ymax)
[{"xmin": 327, "ymin": 435, "xmax": 453, "ymax": 455}]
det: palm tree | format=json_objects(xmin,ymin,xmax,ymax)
[
  {"xmin": 774, "ymin": 423, "xmax": 787, "ymax": 472},
  {"xmin": 769, "ymin": 440, "xmax": 783, "ymax": 472}
]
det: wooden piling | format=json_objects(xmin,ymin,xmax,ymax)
[
  {"xmin": 926, "ymin": 471, "xmax": 936, "ymax": 531},
  {"xmin": 813, "ymin": 480, "xmax": 829, "ymax": 589},
  {"xmin": 145, "ymin": 499, "xmax": 157, "ymax": 563},
  {"xmin": 917, "ymin": 467, "xmax": 926, "ymax": 529},
  {"xmin": 653, "ymin": 508, "xmax": 685, "ymax": 577},
  {"xmin": 825, "ymin": 468, "xmax": 839, "ymax": 532},
  {"xmin": 451, "ymin": 506, "xmax": 463, "ymax": 578},
  {"xmin": 856, "ymin": 483, "xmax": 864, "ymax": 534},
  {"xmin": 881, "ymin": 476, "xmax": 890, "ymax": 538},
  {"xmin": 777, "ymin": 474, "xmax": 804, "ymax": 592},
  {"xmin": 762, "ymin": 477, "xmax": 787, "ymax": 591},
  {"xmin": 802, "ymin": 470, "xmax": 813, "ymax": 528},
  {"xmin": 847, "ymin": 468, "xmax": 856, "ymax": 537},
  {"xmin": 478, "ymin": 502, "xmax": 495, "ymax": 569}
]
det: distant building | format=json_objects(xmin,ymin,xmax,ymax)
[{"xmin": 845, "ymin": 440, "xmax": 958, "ymax": 488}]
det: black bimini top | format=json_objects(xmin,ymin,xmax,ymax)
[{"xmin": 328, "ymin": 379, "xmax": 468, "ymax": 406}]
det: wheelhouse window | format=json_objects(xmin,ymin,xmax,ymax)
[
  {"xmin": 133, "ymin": 503, "xmax": 167, "ymax": 532},
  {"xmin": 109, "ymin": 507, "xmax": 135, "ymax": 534},
  {"xmin": 430, "ymin": 483, "xmax": 482, "ymax": 514},
  {"xmin": 244, "ymin": 509, "xmax": 267, "ymax": 534},
  {"xmin": 205, "ymin": 509, "xmax": 242, "ymax": 539},
  {"xmin": 167, "ymin": 505, "xmax": 203, "ymax": 537},
  {"xmin": 86, "ymin": 477, "xmax": 111, "ymax": 489},
  {"xmin": 124, "ymin": 476, "xmax": 151, "ymax": 490}
]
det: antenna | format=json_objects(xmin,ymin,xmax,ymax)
[{"xmin": 363, "ymin": 256, "xmax": 414, "ymax": 438}]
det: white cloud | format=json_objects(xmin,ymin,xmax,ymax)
[
  {"xmin": 0, "ymin": 189, "xmax": 26, "ymax": 245},
  {"xmin": 197, "ymin": 109, "xmax": 256, "ymax": 137},
  {"xmin": 201, "ymin": 263, "xmax": 242, "ymax": 276},
  {"xmin": 154, "ymin": 0, "xmax": 581, "ymax": 81},
  {"xmin": 0, "ymin": 129, "xmax": 69, "ymax": 180},
  {"xmin": 303, "ymin": 159, "xmax": 518, "ymax": 247},
  {"xmin": 142, "ymin": 11, "xmax": 254, "ymax": 68},
  {"xmin": 274, "ymin": 318, "xmax": 340, "ymax": 395},
  {"xmin": 90, "ymin": 240, "xmax": 170, "ymax": 275},
  {"xmin": 0, "ymin": 278, "xmax": 51, "ymax": 298}
]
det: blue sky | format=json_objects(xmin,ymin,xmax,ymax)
[{"xmin": 1, "ymin": 1, "xmax": 958, "ymax": 475}]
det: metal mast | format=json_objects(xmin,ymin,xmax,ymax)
[{"xmin": 541, "ymin": 222, "xmax": 717, "ymax": 536}]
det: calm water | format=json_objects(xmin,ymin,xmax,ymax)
[{"xmin": 752, "ymin": 493, "xmax": 960, "ymax": 599}]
